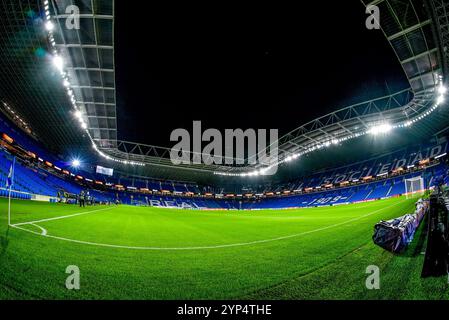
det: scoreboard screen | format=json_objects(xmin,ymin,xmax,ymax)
[{"xmin": 96, "ymin": 165, "xmax": 114, "ymax": 176}]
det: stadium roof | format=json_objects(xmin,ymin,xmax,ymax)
[
  {"xmin": 51, "ymin": 0, "xmax": 117, "ymax": 142},
  {"xmin": 1, "ymin": 0, "xmax": 449, "ymax": 182},
  {"xmin": 0, "ymin": 0, "xmax": 91, "ymax": 155}
]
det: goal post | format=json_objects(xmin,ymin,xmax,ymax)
[{"xmin": 405, "ymin": 176, "xmax": 425, "ymax": 199}]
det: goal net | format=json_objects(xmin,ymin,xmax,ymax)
[{"xmin": 405, "ymin": 176, "xmax": 425, "ymax": 199}]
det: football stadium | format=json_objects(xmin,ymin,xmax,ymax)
[{"xmin": 1, "ymin": 0, "xmax": 449, "ymax": 305}]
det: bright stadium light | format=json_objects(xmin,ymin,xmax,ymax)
[
  {"xmin": 437, "ymin": 95, "xmax": 445, "ymax": 105},
  {"xmin": 74, "ymin": 110, "xmax": 82, "ymax": 119},
  {"xmin": 368, "ymin": 123, "xmax": 393, "ymax": 135},
  {"xmin": 52, "ymin": 55, "xmax": 64, "ymax": 72},
  {"xmin": 45, "ymin": 21, "xmax": 54, "ymax": 31},
  {"xmin": 438, "ymin": 84, "xmax": 447, "ymax": 95},
  {"xmin": 71, "ymin": 159, "xmax": 81, "ymax": 167}
]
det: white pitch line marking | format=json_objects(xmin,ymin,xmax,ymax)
[
  {"xmin": 29, "ymin": 223, "xmax": 47, "ymax": 236},
  {"xmin": 10, "ymin": 200, "xmax": 407, "ymax": 251},
  {"xmin": 12, "ymin": 207, "xmax": 116, "ymax": 227}
]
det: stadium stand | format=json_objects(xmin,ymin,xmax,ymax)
[
  {"xmin": 2, "ymin": 137, "xmax": 447, "ymax": 210},
  {"xmin": 1, "ymin": 111, "xmax": 448, "ymax": 209}
]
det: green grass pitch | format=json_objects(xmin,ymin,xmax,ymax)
[{"xmin": 0, "ymin": 196, "xmax": 447, "ymax": 299}]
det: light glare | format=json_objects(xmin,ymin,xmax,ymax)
[
  {"xmin": 45, "ymin": 21, "xmax": 54, "ymax": 31},
  {"xmin": 72, "ymin": 159, "xmax": 80, "ymax": 167},
  {"xmin": 52, "ymin": 55, "xmax": 64, "ymax": 71},
  {"xmin": 74, "ymin": 110, "xmax": 82, "ymax": 119},
  {"xmin": 368, "ymin": 123, "xmax": 393, "ymax": 135}
]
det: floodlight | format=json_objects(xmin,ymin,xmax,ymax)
[
  {"xmin": 74, "ymin": 110, "xmax": 82, "ymax": 119},
  {"xmin": 72, "ymin": 159, "xmax": 81, "ymax": 167},
  {"xmin": 437, "ymin": 95, "xmax": 445, "ymax": 105},
  {"xmin": 368, "ymin": 123, "xmax": 392, "ymax": 135},
  {"xmin": 52, "ymin": 55, "xmax": 64, "ymax": 72},
  {"xmin": 45, "ymin": 21, "xmax": 54, "ymax": 31},
  {"xmin": 438, "ymin": 85, "xmax": 447, "ymax": 95}
]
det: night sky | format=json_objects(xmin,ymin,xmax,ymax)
[{"xmin": 114, "ymin": 1, "xmax": 408, "ymax": 148}]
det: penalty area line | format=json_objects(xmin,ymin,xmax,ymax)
[{"xmin": 10, "ymin": 200, "xmax": 407, "ymax": 251}]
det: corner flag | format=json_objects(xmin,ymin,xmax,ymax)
[{"xmin": 7, "ymin": 157, "xmax": 15, "ymax": 226}]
